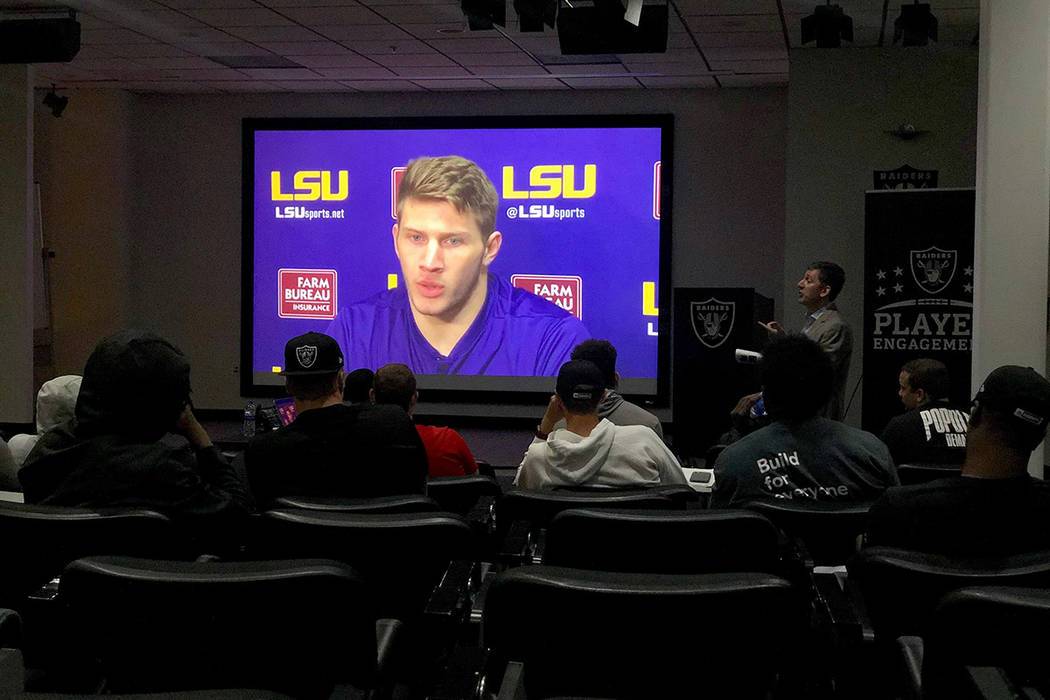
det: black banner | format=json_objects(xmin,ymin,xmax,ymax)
[
  {"xmin": 863, "ymin": 189, "xmax": 974, "ymax": 433},
  {"xmin": 673, "ymin": 288, "xmax": 772, "ymax": 456}
]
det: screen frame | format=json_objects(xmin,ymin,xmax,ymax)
[{"xmin": 241, "ymin": 113, "xmax": 673, "ymax": 408}]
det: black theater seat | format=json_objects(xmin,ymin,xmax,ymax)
[
  {"xmin": 426, "ymin": 473, "xmax": 501, "ymax": 515},
  {"xmin": 272, "ymin": 493, "xmax": 442, "ymax": 513},
  {"xmin": 543, "ymin": 507, "xmax": 780, "ymax": 574},
  {"xmin": 56, "ymin": 556, "xmax": 399, "ymax": 698},
  {"xmin": 480, "ymin": 565, "xmax": 802, "ymax": 699},
  {"xmin": 744, "ymin": 498, "xmax": 875, "ymax": 567}
]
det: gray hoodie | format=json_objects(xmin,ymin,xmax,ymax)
[
  {"xmin": 515, "ymin": 418, "xmax": 686, "ymax": 490},
  {"xmin": 8, "ymin": 375, "xmax": 82, "ymax": 467}
]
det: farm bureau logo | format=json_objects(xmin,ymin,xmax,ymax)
[
  {"xmin": 278, "ymin": 269, "xmax": 337, "ymax": 320},
  {"xmin": 511, "ymin": 275, "xmax": 582, "ymax": 319},
  {"xmin": 690, "ymin": 298, "xmax": 735, "ymax": 349}
]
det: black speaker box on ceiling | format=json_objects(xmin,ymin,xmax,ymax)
[
  {"xmin": 0, "ymin": 17, "xmax": 81, "ymax": 63},
  {"xmin": 556, "ymin": 1, "xmax": 668, "ymax": 55}
]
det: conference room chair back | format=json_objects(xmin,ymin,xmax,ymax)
[
  {"xmin": 255, "ymin": 509, "xmax": 475, "ymax": 620},
  {"xmin": 271, "ymin": 493, "xmax": 442, "ymax": 514},
  {"xmin": 0, "ymin": 501, "xmax": 174, "ymax": 610},
  {"xmin": 744, "ymin": 499, "xmax": 875, "ymax": 566},
  {"xmin": 481, "ymin": 565, "xmax": 802, "ymax": 699},
  {"xmin": 543, "ymin": 507, "xmax": 781, "ymax": 574},
  {"xmin": 426, "ymin": 473, "xmax": 502, "ymax": 516},
  {"xmin": 57, "ymin": 556, "xmax": 393, "ymax": 698}
]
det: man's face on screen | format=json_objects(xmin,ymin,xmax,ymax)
[{"xmin": 393, "ymin": 197, "xmax": 502, "ymax": 325}]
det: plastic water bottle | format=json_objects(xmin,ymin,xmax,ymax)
[{"xmin": 243, "ymin": 399, "xmax": 256, "ymax": 438}]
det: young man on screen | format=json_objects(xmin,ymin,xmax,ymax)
[{"xmin": 325, "ymin": 155, "xmax": 590, "ymax": 376}]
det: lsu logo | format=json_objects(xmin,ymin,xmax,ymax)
[
  {"xmin": 502, "ymin": 164, "xmax": 596, "ymax": 199},
  {"xmin": 271, "ymin": 170, "xmax": 349, "ymax": 201}
]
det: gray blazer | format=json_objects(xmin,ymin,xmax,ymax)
[{"xmin": 803, "ymin": 303, "xmax": 853, "ymax": 421}]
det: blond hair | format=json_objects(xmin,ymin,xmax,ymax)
[{"xmin": 397, "ymin": 155, "xmax": 498, "ymax": 239}]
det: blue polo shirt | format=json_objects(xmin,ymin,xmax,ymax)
[{"xmin": 325, "ymin": 274, "xmax": 590, "ymax": 376}]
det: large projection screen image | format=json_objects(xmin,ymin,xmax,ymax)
[{"xmin": 242, "ymin": 115, "xmax": 672, "ymax": 403}]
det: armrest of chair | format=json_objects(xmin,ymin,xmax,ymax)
[
  {"xmin": 0, "ymin": 647, "xmax": 25, "ymax": 697},
  {"xmin": 964, "ymin": 667, "xmax": 1031, "ymax": 700},
  {"xmin": 896, "ymin": 636, "xmax": 924, "ymax": 700},
  {"xmin": 495, "ymin": 661, "xmax": 527, "ymax": 700},
  {"xmin": 0, "ymin": 608, "xmax": 21, "ymax": 649},
  {"xmin": 375, "ymin": 618, "xmax": 404, "ymax": 682},
  {"xmin": 496, "ymin": 520, "xmax": 533, "ymax": 567},
  {"xmin": 425, "ymin": 559, "xmax": 475, "ymax": 621},
  {"xmin": 811, "ymin": 570, "xmax": 873, "ymax": 648}
]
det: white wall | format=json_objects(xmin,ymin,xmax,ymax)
[
  {"xmin": 786, "ymin": 47, "xmax": 979, "ymax": 425},
  {"xmin": 69, "ymin": 86, "xmax": 787, "ymax": 411}
]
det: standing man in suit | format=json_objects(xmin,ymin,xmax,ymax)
[
  {"xmin": 734, "ymin": 261, "xmax": 853, "ymax": 424},
  {"xmin": 761, "ymin": 261, "xmax": 853, "ymax": 421}
]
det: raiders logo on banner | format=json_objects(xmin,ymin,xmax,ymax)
[
  {"xmin": 863, "ymin": 189, "xmax": 974, "ymax": 433},
  {"xmin": 911, "ymin": 246, "xmax": 957, "ymax": 295},
  {"xmin": 873, "ymin": 164, "xmax": 939, "ymax": 190},
  {"xmin": 690, "ymin": 298, "xmax": 735, "ymax": 349},
  {"xmin": 295, "ymin": 344, "xmax": 318, "ymax": 368}
]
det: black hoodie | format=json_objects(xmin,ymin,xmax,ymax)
[{"xmin": 19, "ymin": 331, "xmax": 251, "ymax": 526}]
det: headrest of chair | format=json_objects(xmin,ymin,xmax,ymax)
[
  {"xmin": 426, "ymin": 473, "xmax": 501, "ymax": 492},
  {"xmin": 550, "ymin": 507, "xmax": 774, "ymax": 527},
  {"xmin": 272, "ymin": 494, "xmax": 440, "ymax": 513},
  {"xmin": 0, "ymin": 501, "xmax": 170, "ymax": 523},
  {"xmin": 489, "ymin": 565, "xmax": 791, "ymax": 598},
  {"xmin": 744, "ymin": 499, "xmax": 875, "ymax": 517},
  {"xmin": 62, "ymin": 555, "xmax": 361, "ymax": 586},
  {"xmin": 263, "ymin": 509, "xmax": 469, "ymax": 530},
  {"xmin": 501, "ymin": 487, "xmax": 672, "ymax": 505},
  {"xmin": 849, "ymin": 546, "xmax": 1050, "ymax": 579}
]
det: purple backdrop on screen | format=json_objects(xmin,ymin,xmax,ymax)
[{"xmin": 252, "ymin": 126, "xmax": 662, "ymax": 378}]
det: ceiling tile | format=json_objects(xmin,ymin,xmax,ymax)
[
  {"xmin": 682, "ymin": 14, "xmax": 783, "ymax": 33},
  {"xmin": 159, "ymin": 67, "xmax": 248, "ymax": 80},
  {"xmin": 675, "ymin": 0, "xmax": 780, "ymax": 15},
  {"xmin": 550, "ymin": 63, "xmax": 627, "ymax": 75},
  {"xmin": 133, "ymin": 56, "xmax": 229, "ymax": 69},
  {"xmin": 449, "ymin": 52, "xmax": 539, "ymax": 66},
  {"xmin": 180, "ymin": 40, "xmax": 275, "ymax": 55},
  {"xmin": 183, "ymin": 7, "xmax": 295, "ymax": 25},
  {"xmin": 341, "ymin": 39, "xmax": 436, "ymax": 54},
  {"xmin": 371, "ymin": 4, "xmax": 466, "ymax": 24},
  {"xmin": 289, "ymin": 54, "xmax": 378, "ymax": 68},
  {"xmin": 340, "ymin": 79, "xmax": 426, "ymax": 91},
  {"xmin": 637, "ymin": 75, "xmax": 719, "ymax": 88},
  {"xmin": 313, "ymin": 66, "xmax": 398, "ymax": 79},
  {"xmin": 694, "ymin": 31, "xmax": 785, "ymax": 48},
  {"xmin": 269, "ymin": 79, "xmax": 354, "ymax": 90},
  {"xmin": 486, "ymin": 77, "xmax": 570, "ymax": 90},
  {"xmin": 81, "ymin": 28, "xmax": 158, "ymax": 44},
  {"xmin": 277, "ymin": 6, "xmax": 387, "ymax": 25},
  {"xmin": 122, "ymin": 80, "xmax": 219, "ymax": 92},
  {"xmin": 105, "ymin": 43, "xmax": 194, "ymax": 58},
  {"xmin": 259, "ymin": 41, "xmax": 354, "ymax": 55},
  {"xmin": 417, "ymin": 78, "xmax": 496, "ymax": 90},
  {"xmin": 708, "ymin": 59, "xmax": 789, "ymax": 73},
  {"xmin": 468, "ymin": 65, "xmax": 550, "ymax": 76},
  {"xmin": 201, "ymin": 80, "xmax": 287, "ymax": 90},
  {"xmin": 371, "ymin": 52, "xmax": 458, "ymax": 67},
  {"xmin": 224, "ymin": 25, "xmax": 323, "ymax": 41},
  {"xmin": 702, "ymin": 46, "xmax": 788, "ymax": 61},
  {"xmin": 717, "ymin": 73, "xmax": 787, "ymax": 87},
  {"xmin": 560, "ymin": 76, "xmax": 642, "ymax": 88},
  {"xmin": 155, "ymin": 0, "xmax": 258, "ymax": 8},
  {"xmin": 424, "ymin": 36, "xmax": 520, "ymax": 53},
  {"xmin": 393, "ymin": 65, "xmax": 470, "ymax": 77},
  {"xmin": 238, "ymin": 67, "xmax": 323, "ymax": 79},
  {"xmin": 317, "ymin": 24, "xmax": 413, "ymax": 40}
]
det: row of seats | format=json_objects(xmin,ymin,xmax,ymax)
[{"xmin": 4, "ymin": 478, "xmax": 1047, "ymax": 698}]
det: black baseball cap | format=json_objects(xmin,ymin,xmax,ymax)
[
  {"xmin": 280, "ymin": 332, "xmax": 344, "ymax": 376},
  {"xmin": 974, "ymin": 365, "xmax": 1050, "ymax": 429},
  {"xmin": 556, "ymin": 360, "xmax": 605, "ymax": 403}
]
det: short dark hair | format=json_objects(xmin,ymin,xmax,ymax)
[
  {"xmin": 570, "ymin": 339, "xmax": 617, "ymax": 389},
  {"xmin": 373, "ymin": 363, "xmax": 416, "ymax": 412},
  {"xmin": 343, "ymin": 368, "xmax": 375, "ymax": 403},
  {"xmin": 901, "ymin": 358, "xmax": 950, "ymax": 401},
  {"xmin": 285, "ymin": 373, "xmax": 340, "ymax": 402},
  {"xmin": 761, "ymin": 335, "xmax": 832, "ymax": 420},
  {"xmin": 809, "ymin": 261, "xmax": 845, "ymax": 302}
]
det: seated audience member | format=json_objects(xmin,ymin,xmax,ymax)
[
  {"xmin": 18, "ymin": 331, "xmax": 251, "ymax": 527},
  {"xmin": 515, "ymin": 360, "xmax": 687, "ymax": 490},
  {"xmin": 0, "ymin": 437, "xmax": 16, "ymax": 491},
  {"xmin": 8, "ymin": 375, "xmax": 82, "ymax": 467},
  {"xmin": 710, "ymin": 335, "xmax": 897, "ymax": 507},
  {"xmin": 372, "ymin": 363, "xmax": 479, "ymax": 478},
  {"xmin": 552, "ymin": 339, "xmax": 664, "ymax": 440},
  {"xmin": 865, "ymin": 365, "xmax": 1050, "ymax": 557},
  {"xmin": 880, "ymin": 358, "xmax": 969, "ymax": 466},
  {"xmin": 343, "ymin": 367, "xmax": 374, "ymax": 406},
  {"xmin": 245, "ymin": 332, "xmax": 427, "ymax": 506}
]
